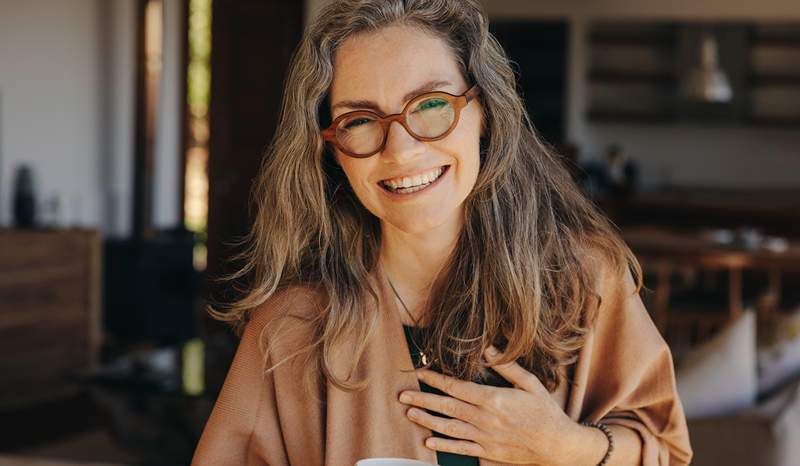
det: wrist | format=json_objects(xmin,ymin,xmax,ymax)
[{"xmin": 559, "ymin": 421, "xmax": 610, "ymax": 466}]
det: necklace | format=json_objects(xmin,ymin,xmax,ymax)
[{"xmin": 385, "ymin": 272, "xmax": 432, "ymax": 366}]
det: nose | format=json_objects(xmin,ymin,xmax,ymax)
[{"xmin": 381, "ymin": 120, "xmax": 424, "ymax": 163}]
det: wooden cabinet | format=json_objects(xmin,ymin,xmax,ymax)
[
  {"xmin": 586, "ymin": 21, "xmax": 800, "ymax": 126},
  {"xmin": 0, "ymin": 229, "xmax": 101, "ymax": 409}
]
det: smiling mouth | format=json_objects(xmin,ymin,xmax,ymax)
[{"xmin": 379, "ymin": 165, "xmax": 450, "ymax": 195}]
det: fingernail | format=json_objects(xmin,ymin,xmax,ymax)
[
  {"xmin": 399, "ymin": 392, "xmax": 412, "ymax": 403},
  {"xmin": 486, "ymin": 346, "xmax": 499, "ymax": 356}
]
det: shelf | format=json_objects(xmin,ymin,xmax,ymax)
[
  {"xmin": 589, "ymin": 69, "xmax": 676, "ymax": 85},
  {"xmin": 744, "ymin": 115, "xmax": 800, "ymax": 127},
  {"xmin": 587, "ymin": 109, "xmax": 674, "ymax": 123},
  {"xmin": 750, "ymin": 33, "xmax": 800, "ymax": 47},
  {"xmin": 747, "ymin": 73, "xmax": 800, "ymax": 87},
  {"xmin": 586, "ymin": 21, "xmax": 800, "ymax": 127},
  {"xmin": 589, "ymin": 26, "xmax": 677, "ymax": 48}
]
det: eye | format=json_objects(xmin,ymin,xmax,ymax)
[
  {"xmin": 413, "ymin": 97, "xmax": 448, "ymax": 113},
  {"xmin": 342, "ymin": 117, "xmax": 373, "ymax": 129}
]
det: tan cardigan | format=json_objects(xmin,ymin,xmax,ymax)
[{"xmin": 192, "ymin": 258, "xmax": 693, "ymax": 466}]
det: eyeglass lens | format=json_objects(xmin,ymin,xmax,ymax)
[{"xmin": 335, "ymin": 95, "xmax": 456, "ymax": 156}]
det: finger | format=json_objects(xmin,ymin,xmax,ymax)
[
  {"xmin": 424, "ymin": 435, "xmax": 487, "ymax": 457},
  {"xmin": 405, "ymin": 406, "xmax": 484, "ymax": 443},
  {"xmin": 483, "ymin": 345, "xmax": 543, "ymax": 393},
  {"xmin": 416, "ymin": 369, "xmax": 489, "ymax": 405},
  {"xmin": 399, "ymin": 390, "xmax": 488, "ymax": 426}
]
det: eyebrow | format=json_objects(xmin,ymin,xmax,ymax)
[{"xmin": 331, "ymin": 79, "xmax": 454, "ymax": 115}]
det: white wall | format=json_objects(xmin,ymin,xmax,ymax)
[
  {"xmin": 0, "ymin": 0, "xmax": 183, "ymax": 235},
  {"xmin": 0, "ymin": 0, "xmax": 106, "ymax": 229},
  {"xmin": 305, "ymin": 0, "xmax": 800, "ymax": 189}
]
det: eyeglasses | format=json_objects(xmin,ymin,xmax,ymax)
[{"xmin": 321, "ymin": 84, "xmax": 481, "ymax": 158}]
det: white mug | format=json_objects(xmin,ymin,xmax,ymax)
[{"xmin": 355, "ymin": 458, "xmax": 439, "ymax": 466}]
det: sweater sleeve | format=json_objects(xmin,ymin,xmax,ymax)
[
  {"xmin": 569, "ymin": 259, "xmax": 693, "ymax": 466},
  {"xmin": 192, "ymin": 308, "xmax": 290, "ymax": 466}
]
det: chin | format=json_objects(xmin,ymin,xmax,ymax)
[{"xmin": 382, "ymin": 206, "xmax": 459, "ymax": 235}]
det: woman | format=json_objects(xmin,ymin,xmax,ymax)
[{"xmin": 192, "ymin": 1, "xmax": 692, "ymax": 465}]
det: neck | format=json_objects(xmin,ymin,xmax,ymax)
[{"xmin": 379, "ymin": 210, "xmax": 463, "ymax": 323}]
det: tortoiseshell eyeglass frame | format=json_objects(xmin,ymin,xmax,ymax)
[{"xmin": 321, "ymin": 84, "xmax": 481, "ymax": 158}]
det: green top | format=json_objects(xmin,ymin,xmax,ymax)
[{"xmin": 402, "ymin": 324, "xmax": 480, "ymax": 466}]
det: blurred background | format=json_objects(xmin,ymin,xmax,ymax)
[{"xmin": 1, "ymin": 0, "xmax": 799, "ymax": 465}]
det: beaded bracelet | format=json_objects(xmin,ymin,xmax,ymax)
[{"xmin": 581, "ymin": 420, "xmax": 614, "ymax": 466}]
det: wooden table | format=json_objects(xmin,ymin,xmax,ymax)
[{"xmin": 621, "ymin": 225, "xmax": 800, "ymax": 337}]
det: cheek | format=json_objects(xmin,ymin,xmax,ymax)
[
  {"xmin": 451, "ymin": 118, "xmax": 482, "ymax": 178},
  {"xmin": 336, "ymin": 154, "xmax": 378, "ymax": 200},
  {"xmin": 335, "ymin": 152, "xmax": 358, "ymax": 182}
]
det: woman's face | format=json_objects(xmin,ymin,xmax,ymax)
[{"xmin": 328, "ymin": 24, "xmax": 484, "ymax": 236}]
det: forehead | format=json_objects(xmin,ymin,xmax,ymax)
[{"xmin": 329, "ymin": 24, "xmax": 464, "ymax": 103}]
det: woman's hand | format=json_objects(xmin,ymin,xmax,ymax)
[{"xmin": 398, "ymin": 345, "xmax": 598, "ymax": 465}]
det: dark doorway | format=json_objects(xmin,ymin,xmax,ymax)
[
  {"xmin": 489, "ymin": 21, "xmax": 569, "ymax": 146},
  {"xmin": 205, "ymin": 1, "xmax": 305, "ymax": 334}
]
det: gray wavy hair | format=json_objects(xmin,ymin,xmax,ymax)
[{"xmin": 209, "ymin": 0, "xmax": 642, "ymax": 396}]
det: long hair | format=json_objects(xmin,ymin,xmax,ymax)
[{"xmin": 209, "ymin": 0, "xmax": 643, "ymax": 395}]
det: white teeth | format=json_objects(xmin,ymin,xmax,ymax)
[{"xmin": 382, "ymin": 166, "xmax": 445, "ymax": 190}]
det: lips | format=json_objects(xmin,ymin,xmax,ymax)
[
  {"xmin": 379, "ymin": 165, "xmax": 449, "ymax": 191},
  {"xmin": 378, "ymin": 165, "xmax": 450, "ymax": 195}
]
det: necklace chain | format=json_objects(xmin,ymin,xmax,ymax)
[
  {"xmin": 384, "ymin": 271, "xmax": 432, "ymax": 366},
  {"xmin": 385, "ymin": 274, "xmax": 420, "ymax": 326}
]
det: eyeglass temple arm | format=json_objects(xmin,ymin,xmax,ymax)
[
  {"xmin": 465, "ymin": 84, "xmax": 481, "ymax": 102},
  {"xmin": 321, "ymin": 126, "xmax": 336, "ymax": 140}
]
